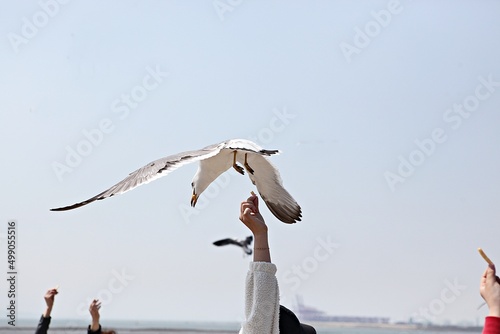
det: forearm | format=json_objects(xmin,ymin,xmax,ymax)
[
  {"xmin": 90, "ymin": 318, "xmax": 100, "ymax": 332},
  {"xmin": 488, "ymin": 301, "xmax": 500, "ymax": 318},
  {"xmin": 490, "ymin": 310, "xmax": 500, "ymax": 318},
  {"xmin": 252, "ymin": 232, "xmax": 270, "ymax": 263},
  {"xmin": 42, "ymin": 306, "xmax": 52, "ymax": 318}
]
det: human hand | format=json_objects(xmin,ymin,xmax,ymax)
[
  {"xmin": 239, "ymin": 193, "xmax": 267, "ymax": 236},
  {"xmin": 89, "ymin": 299, "xmax": 101, "ymax": 331},
  {"xmin": 42, "ymin": 287, "xmax": 58, "ymax": 318},
  {"xmin": 240, "ymin": 193, "xmax": 271, "ymax": 262},
  {"xmin": 44, "ymin": 288, "xmax": 58, "ymax": 309},
  {"xmin": 480, "ymin": 264, "xmax": 500, "ymax": 317}
]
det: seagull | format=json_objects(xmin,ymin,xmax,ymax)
[
  {"xmin": 213, "ymin": 235, "xmax": 253, "ymax": 255},
  {"xmin": 50, "ymin": 139, "xmax": 302, "ymax": 224}
]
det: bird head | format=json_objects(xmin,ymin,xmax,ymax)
[
  {"xmin": 190, "ymin": 157, "xmax": 230, "ymax": 207},
  {"xmin": 190, "ymin": 175, "xmax": 211, "ymax": 207}
]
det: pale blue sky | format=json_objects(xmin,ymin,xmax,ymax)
[{"xmin": 1, "ymin": 0, "xmax": 500, "ymax": 327}]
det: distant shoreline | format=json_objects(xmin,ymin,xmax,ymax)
[
  {"xmin": 5, "ymin": 317, "xmax": 484, "ymax": 334},
  {"xmin": 2, "ymin": 322, "xmax": 484, "ymax": 333},
  {"xmin": 1, "ymin": 327, "xmax": 236, "ymax": 334},
  {"xmin": 306, "ymin": 321, "xmax": 483, "ymax": 332}
]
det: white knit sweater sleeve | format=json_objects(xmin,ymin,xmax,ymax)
[{"xmin": 239, "ymin": 261, "xmax": 280, "ymax": 334}]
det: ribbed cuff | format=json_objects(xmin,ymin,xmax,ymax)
[{"xmin": 249, "ymin": 261, "xmax": 277, "ymax": 275}]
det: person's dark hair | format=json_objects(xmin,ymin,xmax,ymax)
[{"xmin": 279, "ymin": 305, "xmax": 316, "ymax": 334}]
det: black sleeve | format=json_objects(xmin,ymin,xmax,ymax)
[
  {"xmin": 88, "ymin": 324, "xmax": 102, "ymax": 334},
  {"xmin": 34, "ymin": 315, "xmax": 51, "ymax": 334}
]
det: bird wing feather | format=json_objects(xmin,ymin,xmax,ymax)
[
  {"xmin": 240, "ymin": 153, "xmax": 302, "ymax": 224},
  {"xmin": 50, "ymin": 146, "xmax": 222, "ymax": 211},
  {"xmin": 213, "ymin": 238, "xmax": 238, "ymax": 246}
]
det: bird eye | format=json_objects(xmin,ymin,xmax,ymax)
[{"xmin": 191, "ymin": 182, "xmax": 194, "ymax": 187}]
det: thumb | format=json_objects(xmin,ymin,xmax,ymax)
[
  {"xmin": 243, "ymin": 207, "xmax": 255, "ymax": 216},
  {"xmin": 251, "ymin": 195, "xmax": 260, "ymax": 213}
]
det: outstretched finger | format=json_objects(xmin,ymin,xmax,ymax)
[
  {"xmin": 249, "ymin": 194, "xmax": 259, "ymax": 213},
  {"xmin": 90, "ymin": 299, "xmax": 101, "ymax": 308},
  {"xmin": 246, "ymin": 193, "xmax": 256, "ymax": 203},
  {"xmin": 485, "ymin": 265, "xmax": 498, "ymax": 286}
]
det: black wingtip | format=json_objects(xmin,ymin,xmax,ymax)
[
  {"xmin": 50, "ymin": 206, "xmax": 72, "ymax": 212},
  {"xmin": 213, "ymin": 239, "xmax": 229, "ymax": 246},
  {"xmin": 50, "ymin": 205, "xmax": 80, "ymax": 212},
  {"xmin": 50, "ymin": 192, "xmax": 107, "ymax": 212},
  {"xmin": 259, "ymin": 149, "xmax": 280, "ymax": 156},
  {"xmin": 263, "ymin": 200, "xmax": 302, "ymax": 224}
]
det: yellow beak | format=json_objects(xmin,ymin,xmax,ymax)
[{"xmin": 191, "ymin": 193, "xmax": 198, "ymax": 207}]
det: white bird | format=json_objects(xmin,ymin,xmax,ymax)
[
  {"xmin": 50, "ymin": 139, "xmax": 302, "ymax": 224},
  {"xmin": 213, "ymin": 235, "xmax": 253, "ymax": 255}
]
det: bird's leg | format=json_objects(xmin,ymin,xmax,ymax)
[
  {"xmin": 244, "ymin": 153, "xmax": 254, "ymax": 175},
  {"xmin": 232, "ymin": 151, "xmax": 245, "ymax": 175}
]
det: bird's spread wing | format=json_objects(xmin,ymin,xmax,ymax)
[
  {"xmin": 51, "ymin": 146, "xmax": 223, "ymax": 211},
  {"xmin": 213, "ymin": 238, "xmax": 237, "ymax": 247},
  {"xmin": 240, "ymin": 153, "xmax": 302, "ymax": 224}
]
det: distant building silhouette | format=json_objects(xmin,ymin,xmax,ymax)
[{"xmin": 294, "ymin": 295, "xmax": 390, "ymax": 324}]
